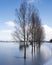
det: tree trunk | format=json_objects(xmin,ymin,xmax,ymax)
[
  {"xmin": 24, "ymin": 21, "xmax": 26, "ymax": 59},
  {"xmin": 24, "ymin": 43, "xmax": 26, "ymax": 59},
  {"xmin": 32, "ymin": 31, "xmax": 33, "ymax": 54},
  {"xmin": 34, "ymin": 43, "xmax": 35, "ymax": 52},
  {"xmin": 32, "ymin": 43, "xmax": 33, "ymax": 53},
  {"xmin": 26, "ymin": 32, "xmax": 28, "ymax": 45},
  {"xmin": 34, "ymin": 34, "xmax": 35, "ymax": 52}
]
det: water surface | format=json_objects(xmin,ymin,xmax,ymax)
[{"xmin": 0, "ymin": 42, "xmax": 52, "ymax": 65}]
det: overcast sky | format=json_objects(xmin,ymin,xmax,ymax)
[{"xmin": 0, "ymin": 0, "xmax": 52, "ymax": 41}]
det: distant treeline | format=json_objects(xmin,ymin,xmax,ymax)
[{"xmin": 0, "ymin": 41, "xmax": 52, "ymax": 43}]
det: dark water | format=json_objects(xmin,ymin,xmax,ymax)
[{"xmin": 0, "ymin": 42, "xmax": 52, "ymax": 65}]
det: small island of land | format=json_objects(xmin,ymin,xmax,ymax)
[{"xmin": 50, "ymin": 39, "xmax": 52, "ymax": 42}]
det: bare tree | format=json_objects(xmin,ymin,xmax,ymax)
[
  {"xmin": 13, "ymin": 2, "xmax": 27, "ymax": 59},
  {"xmin": 29, "ymin": 5, "xmax": 44, "ymax": 52},
  {"xmin": 36, "ymin": 26, "xmax": 44, "ymax": 49},
  {"xmin": 29, "ymin": 7, "xmax": 38, "ymax": 52},
  {"xmin": 12, "ymin": 2, "xmax": 44, "ymax": 58}
]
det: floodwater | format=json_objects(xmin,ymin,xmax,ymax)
[{"xmin": 0, "ymin": 42, "xmax": 52, "ymax": 65}]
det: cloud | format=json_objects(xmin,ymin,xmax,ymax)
[
  {"xmin": 0, "ymin": 21, "xmax": 15, "ymax": 41},
  {"xmin": 1, "ymin": 30, "xmax": 12, "ymax": 33},
  {"xmin": 43, "ymin": 25, "xmax": 52, "ymax": 41},
  {"xmin": 28, "ymin": 0, "xmax": 34, "ymax": 3},
  {"xmin": 0, "ymin": 30, "xmax": 12, "ymax": 41},
  {"xmin": 28, "ymin": 0, "xmax": 41, "ymax": 3},
  {"xmin": 5, "ymin": 21, "xmax": 15, "ymax": 27},
  {"xmin": 0, "ymin": 24, "xmax": 52, "ymax": 41}
]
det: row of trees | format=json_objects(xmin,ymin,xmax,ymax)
[{"xmin": 12, "ymin": 2, "xmax": 44, "ymax": 59}]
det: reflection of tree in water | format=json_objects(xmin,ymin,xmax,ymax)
[
  {"xmin": 24, "ymin": 59, "xmax": 26, "ymax": 65},
  {"xmin": 30, "ymin": 45, "xmax": 51, "ymax": 65},
  {"xmin": 19, "ymin": 42, "xmax": 29, "ymax": 50},
  {"xmin": 14, "ymin": 43, "xmax": 51, "ymax": 65}
]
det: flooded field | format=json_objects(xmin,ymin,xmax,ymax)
[{"xmin": 0, "ymin": 42, "xmax": 52, "ymax": 65}]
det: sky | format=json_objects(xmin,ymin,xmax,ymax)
[{"xmin": 0, "ymin": 0, "xmax": 52, "ymax": 41}]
